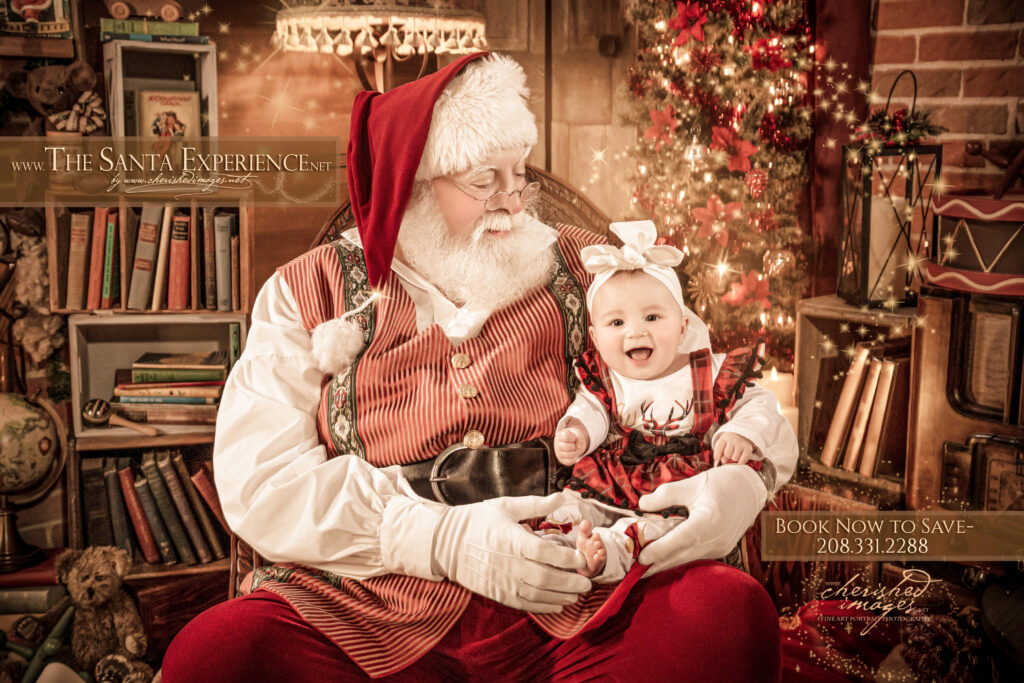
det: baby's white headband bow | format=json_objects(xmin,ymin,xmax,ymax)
[
  {"xmin": 582, "ymin": 220, "xmax": 712, "ymax": 353},
  {"xmin": 582, "ymin": 220, "xmax": 686, "ymax": 314}
]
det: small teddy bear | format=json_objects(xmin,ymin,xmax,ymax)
[
  {"xmin": 3, "ymin": 61, "xmax": 106, "ymax": 136},
  {"xmin": 13, "ymin": 547, "xmax": 153, "ymax": 683}
]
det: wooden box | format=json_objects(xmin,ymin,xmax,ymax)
[{"xmin": 67, "ymin": 313, "xmax": 247, "ymax": 445}]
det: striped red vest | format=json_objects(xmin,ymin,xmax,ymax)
[{"xmin": 250, "ymin": 224, "xmax": 600, "ymax": 677}]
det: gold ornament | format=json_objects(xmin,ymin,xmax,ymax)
[
  {"xmin": 762, "ymin": 248, "xmax": 796, "ymax": 278},
  {"xmin": 687, "ymin": 270, "xmax": 720, "ymax": 313}
]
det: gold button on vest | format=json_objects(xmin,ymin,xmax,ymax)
[
  {"xmin": 463, "ymin": 430, "xmax": 485, "ymax": 450},
  {"xmin": 451, "ymin": 353, "xmax": 471, "ymax": 369},
  {"xmin": 458, "ymin": 384, "xmax": 478, "ymax": 399}
]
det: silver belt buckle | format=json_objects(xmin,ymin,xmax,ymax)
[{"xmin": 429, "ymin": 442, "xmax": 466, "ymax": 505}]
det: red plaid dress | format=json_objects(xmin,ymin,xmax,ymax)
[{"xmin": 567, "ymin": 346, "xmax": 764, "ymax": 512}]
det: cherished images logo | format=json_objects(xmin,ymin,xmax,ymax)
[{"xmin": 1, "ymin": 137, "xmax": 341, "ymax": 206}]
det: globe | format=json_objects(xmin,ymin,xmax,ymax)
[{"xmin": 0, "ymin": 392, "xmax": 59, "ymax": 495}]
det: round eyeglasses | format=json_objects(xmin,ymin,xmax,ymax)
[{"xmin": 440, "ymin": 177, "xmax": 541, "ymax": 211}]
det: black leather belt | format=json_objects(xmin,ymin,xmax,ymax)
[{"xmin": 400, "ymin": 438, "xmax": 565, "ymax": 505}]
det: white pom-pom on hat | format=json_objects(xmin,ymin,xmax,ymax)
[{"xmin": 308, "ymin": 293, "xmax": 378, "ymax": 376}]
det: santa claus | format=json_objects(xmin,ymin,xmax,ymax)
[{"xmin": 162, "ymin": 53, "xmax": 795, "ymax": 682}]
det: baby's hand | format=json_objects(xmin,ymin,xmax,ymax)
[
  {"xmin": 713, "ymin": 432, "xmax": 756, "ymax": 465},
  {"xmin": 554, "ymin": 418, "xmax": 590, "ymax": 465}
]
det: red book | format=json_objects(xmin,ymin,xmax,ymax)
[
  {"xmin": 85, "ymin": 207, "xmax": 110, "ymax": 309},
  {"xmin": 0, "ymin": 547, "xmax": 61, "ymax": 587},
  {"xmin": 167, "ymin": 213, "xmax": 190, "ymax": 310},
  {"xmin": 190, "ymin": 465, "xmax": 229, "ymax": 533},
  {"xmin": 118, "ymin": 464, "xmax": 161, "ymax": 564}
]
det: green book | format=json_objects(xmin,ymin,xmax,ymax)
[
  {"xmin": 100, "ymin": 211, "xmax": 119, "ymax": 308},
  {"xmin": 103, "ymin": 458, "xmax": 133, "ymax": 556},
  {"xmin": 229, "ymin": 322, "xmax": 241, "ymax": 368},
  {"xmin": 131, "ymin": 350, "xmax": 229, "ymax": 383},
  {"xmin": 130, "ymin": 367, "xmax": 227, "ymax": 383},
  {"xmin": 140, "ymin": 452, "xmax": 196, "ymax": 566},
  {"xmin": 100, "ymin": 17, "xmax": 200, "ymax": 36},
  {"xmin": 133, "ymin": 472, "xmax": 177, "ymax": 564}
]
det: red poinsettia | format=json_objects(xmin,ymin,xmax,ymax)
[
  {"xmin": 748, "ymin": 38, "xmax": 792, "ymax": 72},
  {"xmin": 691, "ymin": 193, "xmax": 742, "ymax": 248},
  {"xmin": 721, "ymin": 270, "xmax": 771, "ymax": 309},
  {"xmin": 644, "ymin": 104, "xmax": 680, "ymax": 150},
  {"xmin": 711, "ymin": 125, "xmax": 759, "ymax": 173},
  {"xmin": 668, "ymin": 2, "xmax": 707, "ymax": 46},
  {"xmin": 689, "ymin": 45, "xmax": 722, "ymax": 73}
]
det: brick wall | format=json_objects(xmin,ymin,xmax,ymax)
[{"xmin": 872, "ymin": 0, "xmax": 1024, "ymax": 192}]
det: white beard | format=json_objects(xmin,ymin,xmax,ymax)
[{"xmin": 396, "ymin": 185, "xmax": 557, "ymax": 310}]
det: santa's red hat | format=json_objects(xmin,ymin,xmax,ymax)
[
  {"xmin": 314, "ymin": 53, "xmax": 537, "ymax": 376},
  {"xmin": 347, "ymin": 52, "xmax": 538, "ymax": 288}
]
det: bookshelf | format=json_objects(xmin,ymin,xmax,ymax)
[
  {"xmin": 67, "ymin": 313, "xmax": 246, "ymax": 442},
  {"xmin": 63, "ymin": 313, "xmax": 245, "ymax": 663},
  {"xmin": 44, "ymin": 195, "xmax": 254, "ymax": 315},
  {"xmin": 794, "ymin": 296, "xmax": 916, "ymax": 463},
  {"xmin": 102, "ymin": 40, "xmax": 218, "ymax": 137}
]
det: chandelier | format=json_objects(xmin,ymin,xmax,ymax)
[{"xmin": 272, "ymin": 0, "xmax": 487, "ymax": 92}]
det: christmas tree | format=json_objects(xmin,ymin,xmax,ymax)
[{"xmin": 625, "ymin": 0, "xmax": 813, "ymax": 366}]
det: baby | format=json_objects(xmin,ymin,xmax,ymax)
[{"xmin": 538, "ymin": 220, "xmax": 785, "ymax": 582}]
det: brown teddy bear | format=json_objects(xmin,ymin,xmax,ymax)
[
  {"xmin": 3, "ymin": 61, "xmax": 106, "ymax": 136},
  {"xmin": 13, "ymin": 547, "xmax": 154, "ymax": 683}
]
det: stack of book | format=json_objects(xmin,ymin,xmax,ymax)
[
  {"xmin": 816, "ymin": 337, "xmax": 912, "ymax": 478},
  {"xmin": 0, "ymin": 550, "xmax": 66, "ymax": 624},
  {"xmin": 110, "ymin": 350, "xmax": 230, "ymax": 426},
  {"xmin": 61, "ymin": 203, "xmax": 242, "ymax": 312},
  {"xmin": 81, "ymin": 452, "xmax": 229, "ymax": 567},
  {"xmin": 99, "ymin": 17, "xmax": 210, "ymax": 44}
]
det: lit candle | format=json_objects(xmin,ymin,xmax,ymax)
[
  {"xmin": 869, "ymin": 196, "xmax": 908, "ymax": 299},
  {"xmin": 779, "ymin": 405, "xmax": 799, "ymax": 435},
  {"xmin": 759, "ymin": 367, "xmax": 795, "ymax": 408}
]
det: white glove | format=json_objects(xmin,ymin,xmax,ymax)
[
  {"xmin": 431, "ymin": 494, "xmax": 592, "ymax": 613},
  {"xmin": 637, "ymin": 464, "xmax": 767, "ymax": 574}
]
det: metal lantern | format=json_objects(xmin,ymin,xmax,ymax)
[
  {"xmin": 838, "ymin": 71, "xmax": 944, "ymax": 309},
  {"xmin": 838, "ymin": 142, "xmax": 942, "ymax": 308}
]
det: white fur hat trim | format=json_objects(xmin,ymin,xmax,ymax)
[{"xmin": 415, "ymin": 54, "xmax": 538, "ymax": 181}]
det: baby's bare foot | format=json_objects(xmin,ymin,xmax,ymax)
[{"xmin": 576, "ymin": 519, "xmax": 606, "ymax": 578}]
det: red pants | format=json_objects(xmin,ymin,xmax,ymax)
[{"xmin": 162, "ymin": 561, "xmax": 780, "ymax": 682}]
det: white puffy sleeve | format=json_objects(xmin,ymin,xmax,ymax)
[
  {"xmin": 557, "ymin": 389, "xmax": 610, "ymax": 457},
  {"xmin": 213, "ymin": 272, "xmax": 444, "ymax": 582},
  {"xmin": 707, "ymin": 353, "xmax": 798, "ymax": 491}
]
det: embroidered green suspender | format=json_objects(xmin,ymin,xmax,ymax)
[{"xmin": 322, "ymin": 235, "xmax": 588, "ymax": 459}]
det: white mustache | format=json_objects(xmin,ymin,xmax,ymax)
[{"xmin": 472, "ymin": 210, "xmax": 527, "ymax": 243}]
